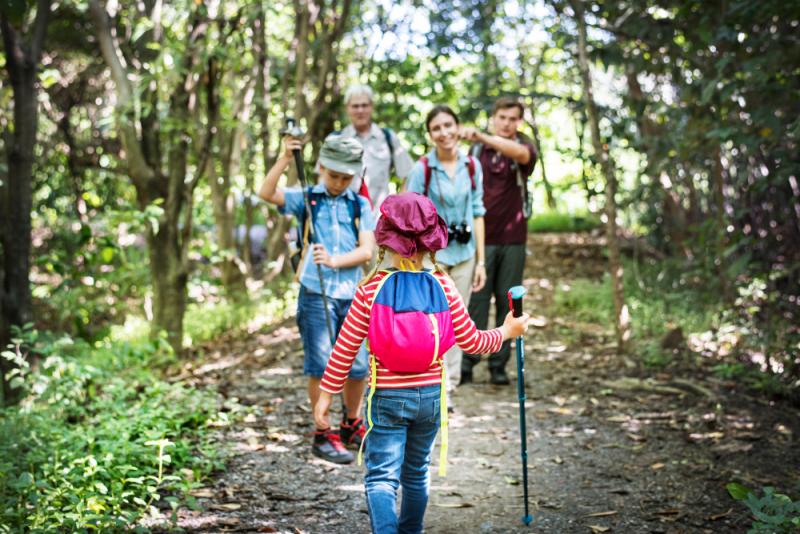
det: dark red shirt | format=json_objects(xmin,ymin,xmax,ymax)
[{"xmin": 479, "ymin": 140, "xmax": 537, "ymax": 245}]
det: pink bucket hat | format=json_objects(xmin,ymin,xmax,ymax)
[{"xmin": 374, "ymin": 192, "xmax": 449, "ymax": 257}]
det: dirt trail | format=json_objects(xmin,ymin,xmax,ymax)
[{"xmin": 154, "ymin": 233, "xmax": 799, "ymax": 533}]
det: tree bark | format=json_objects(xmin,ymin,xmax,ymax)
[
  {"xmin": 572, "ymin": 0, "xmax": 630, "ymax": 353},
  {"xmin": 0, "ymin": 0, "xmax": 52, "ymax": 405}
]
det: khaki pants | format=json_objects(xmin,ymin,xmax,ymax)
[{"xmin": 441, "ymin": 257, "xmax": 476, "ymax": 393}]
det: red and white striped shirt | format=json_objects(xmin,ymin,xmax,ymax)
[{"xmin": 320, "ymin": 270, "xmax": 505, "ymax": 394}]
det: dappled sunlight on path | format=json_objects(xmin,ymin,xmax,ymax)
[{"xmin": 149, "ymin": 233, "xmax": 798, "ymax": 533}]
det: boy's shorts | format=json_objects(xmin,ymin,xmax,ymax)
[{"xmin": 297, "ymin": 286, "xmax": 369, "ymax": 379}]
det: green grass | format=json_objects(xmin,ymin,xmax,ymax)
[
  {"xmin": 552, "ymin": 262, "xmax": 719, "ymax": 367},
  {"xmin": 528, "ymin": 211, "xmax": 602, "ymax": 233}
]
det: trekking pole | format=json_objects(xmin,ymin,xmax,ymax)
[
  {"xmin": 281, "ymin": 117, "xmax": 336, "ymax": 346},
  {"xmin": 508, "ymin": 285, "xmax": 533, "ymax": 526}
]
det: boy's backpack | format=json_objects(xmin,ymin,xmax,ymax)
[
  {"xmin": 290, "ymin": 187, "xmax": 361, "ymax": 273},
  {"xmin": 420, "ymin": 155, "xmax": 476, "ymax": 197},
  {"xmin": 359, "ymin": 263, "xmax": 456, "ymax": 475},
  {"xmin": 470, "ymin": 135, "xmax": 534, "ymax": 218}
]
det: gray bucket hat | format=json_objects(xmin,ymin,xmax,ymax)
[{"xmin": 318, "ymin": 134, "xmax": 364, "ymax": 176}]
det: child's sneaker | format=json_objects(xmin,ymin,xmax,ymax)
[
  {"xmin": 339, "ymin": 417, "xmax": 367, "ymax": 449},
  {"xmin": 312, "ymin": 429, "xmax": 354, "ymax": 464}
]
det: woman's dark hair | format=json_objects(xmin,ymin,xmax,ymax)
[{"xmin": 425, "ymin": 105, "xmax": 459, "ymax": 132}]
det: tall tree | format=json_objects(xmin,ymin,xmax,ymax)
[
  {"xmin": 0, "ymin": 0, "xmax": 52, "ymax": 404},
  {"xmin": 571, "ymin": 0, "xmax": 630, "ymax": 352},
  {"xmin": 88, "ymin": 0, "xmax": 213, "ymax": 352}
]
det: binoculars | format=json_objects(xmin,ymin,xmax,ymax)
[{"xmin": 448, "ymin": 221, "xmax": 472, "ymax": 244}]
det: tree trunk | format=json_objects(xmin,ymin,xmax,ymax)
[
  {"xmin": 89, "ymin": 0, "xmax": 209, "ymax": 354},
  {"xmin": 0, "ymin": 0, "xmax": 52, "ymax": 405},
  {"xmin": 147, "ymin": 225, "xmax": 187, "ymax": 351},
  {"xmin": 572, "ymin": 0, "xmax": 630, "ymax": 353}
]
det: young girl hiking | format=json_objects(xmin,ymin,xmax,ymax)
[
  {"xmin": 259, "ymin": 134, "xmax": 375, "ymax": 464},
  {"xmin": 314, "ymin": 192, "xmax": 529, "ymax": 534}
]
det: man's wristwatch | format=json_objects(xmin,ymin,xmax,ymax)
[{"xmin": 477, "ymin": 260, "xmax": 486, "ymax": 267}]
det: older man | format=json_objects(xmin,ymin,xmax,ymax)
[{"xmin": 339, "ymin": 84, "xmax": 413, "ymax": 213}]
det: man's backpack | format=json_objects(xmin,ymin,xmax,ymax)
[
  {"xmin": 359, "ymin": 265, "xmax": 455, "ymax": 475},
  {"xmin": 420, "ymin": 155, "xmax": 477, "ymax": 196},
  {"xmin": 471, "ymin": 136, "xmax": 534, "ymax": 218},
  {"xmin": 290, "ymin": 187, "xmax": 361, "ymax": 273}
]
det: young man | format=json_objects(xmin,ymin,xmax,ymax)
[
  {"xmin": 339, "ymin": 84, "xmax": 414, "ymax": 214},
  {"xmin": 258, "ymin": 134, "xmax": 376, "ymax": 463},
  {"xmin": 458, "ymin": 97, "xmax": 537, "ymax": 385}
]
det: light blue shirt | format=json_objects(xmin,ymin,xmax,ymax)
[
  {"xmin": 280, "ymin": 184, "xmax": 375, "ymax": 299},
  {"xmin": 406, "ymin": 150, "xmax": 486, "ymax": 266}
]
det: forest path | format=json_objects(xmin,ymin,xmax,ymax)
[{"xmin": 154, "ymin": 233, "xmax": 799, "ymax": 533}]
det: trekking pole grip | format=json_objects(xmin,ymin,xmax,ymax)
[{"xmin": 508, "ymin": 286, "xmax": 527, "ymax": 319}]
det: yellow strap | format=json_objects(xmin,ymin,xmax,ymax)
[
  {"xmin": 358, "ymin": 354, "xmax": 378, "ymax": 466},
  {"xmin": 399, "ymin": 258, "xmax": 417, "ymax": 271},
  {"xmin": 438, "ymin": 358, "xmax": 448, "ymax": 476}
]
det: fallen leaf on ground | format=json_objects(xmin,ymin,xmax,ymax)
[
  {"xmin": 588, "ymin": 526, "xmax": 611, "ymax": 533},
  {"xmin": 548, "ymin": 407, "xmax": 574, "ymax": 416},
  {"xmin": 651, "ymin": 463, "xmax": 665, "ymax": 470},
  {"xmin": 707, "ymin": 508, "xmax": 733, "ymax": 520},
  {"xmin": 586, "ymin": 510, "xmax": 618, "ymax": 517},
  {"xmin": 504, "ymin": 476, "xmax": 520, "ymax": 485},
  {"xmin": 210, "ymin": 503, "xmax": 242, "ymax": 511},
  {"xmin": 432, "ymin": 502, "xmax": 474, "ymax": 508},
  {"xmin": 189, "ymin": 488, "xmax": 215, "ymax": 498},
  {"xmin": 553, "ymin": 456, "xmax": 564, "ymax": 464}
]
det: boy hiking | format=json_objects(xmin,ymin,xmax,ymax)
[
  {"xmin": 259, "ymin": 134, "xmax": 376, "ymax": 464},
  {"xmin": 313, "ymin": 192, "xmax": 530, "ymax": 533}
]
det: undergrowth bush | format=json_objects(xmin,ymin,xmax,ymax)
[
  {"xmin": 528, "ymin": 211, "xmax": 602, "ymax": 233},
  {"xmin": 727, "ymin": 483, "xmax": 800, "ymax": 533},
  {"xmin": 0, "ymin": 327, "xmax": 240, "ymax": 532},
  {"xmin": 553, "ymin": 261, "xmax": 718, "ymax": 364}
]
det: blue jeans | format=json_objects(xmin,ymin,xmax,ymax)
[
  {"xmin": 297, "ymin": 286, "xmax": 368, "ymax": 378},
  {"xmin": 364, "ymin": 385, "xmax": 441, "ymax": 534}
]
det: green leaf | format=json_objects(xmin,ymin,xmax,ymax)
[{"xmin": 726, "ymin": 482, "xmax": 752, "ymax": 500}]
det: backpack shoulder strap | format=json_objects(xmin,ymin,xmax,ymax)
[
  {"xmin": 348, "ymin": 192, "xmax": 362, "ymax": 238},
  {"xmin": 470, "ymin": 142, "xmax": 483, "ymax": 159},
  {"xmin": 381, "ymin": 127, "xmax": 395, "ymax": 173},
  {"xmin": 466, "ymin": 155, "xmax": 476, "ymax": 190},
  {"xmin": 421, "ymin": 156, "xmax": 432, "ymax": 196}
]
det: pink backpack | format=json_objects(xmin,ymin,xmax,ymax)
[
  {"xmin": 359, "ymin": 267, "xmax": 456, "ymax": 476},
  {"xmin": 367, "ymin": 269, "xmax": 455, "ymax": 372}
]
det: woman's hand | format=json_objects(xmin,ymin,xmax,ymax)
[
  {"xmin": 472, "ymin": 263, "xmax": 487, "ymax": 292},
  {"xmin": 501, "ymin": 311, "xmax": 530, "ymax": 340},
  {"xmin": 314, "ymin": 391, "xmax": 333, "ymax": 429},
  {"xmin": 312, "ymin": 244, "xmax": 337, "ymax": 268},
  {"xmin": 281, "ymin": 135, "xmax": 304, "ymax": 160}
]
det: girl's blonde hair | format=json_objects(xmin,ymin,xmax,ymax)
[{"xmin": 359, "ymin": 246, "xmax": 449, "ymax": 286}]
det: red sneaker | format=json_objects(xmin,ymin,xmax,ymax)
[
  {"xmin": 312, "ymin": 429, "xmax": 354, "ymax": 464},
  {"xmin": 339, "ymin": 417, "xmax": 367, "ymax": 449}
]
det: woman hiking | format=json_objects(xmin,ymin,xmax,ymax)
[
  {"xmin": 313, "ymin": 192, "xmax": 530, "ymax": 534},
  {"xmin": 405, "ymin": 104, "xmax": 487, "ymax": 410}
]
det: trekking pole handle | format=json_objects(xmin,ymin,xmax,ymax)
[{"xmin": 508, "ymin": 286, "xmax": 527, "ymax": 319}]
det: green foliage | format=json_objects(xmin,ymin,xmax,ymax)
[
  {"xmin": 553, "ymin": 260, "xmax": 718, "ymax": 356},
  {"xmin": 528, "ymin": 211, "xmax": 602, "ymax": 233},
  {"xmin": 0, "ymin": 330, "xmax": 238, "ymax": 531},
  {"xmin": 727, "ymin": 483, "xmax": 800, "ymax": 533}
]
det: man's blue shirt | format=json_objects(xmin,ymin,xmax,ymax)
[
  {"xmin": 279, "ymin": 184, "xmax": 375, "ymax": 299},
  {"xmin": 406, "ymin": 150, "xmax": 486, "ymax": 266}
]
